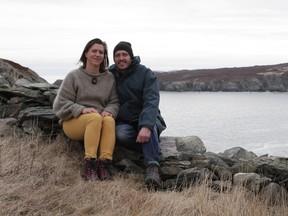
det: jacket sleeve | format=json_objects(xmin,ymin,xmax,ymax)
[
  {"xmin": 53, "ymin": 73, "xmax": 85, "ymax": 120},
  {"xmin": 138, "ymin": 68, "xmax": 160, "ymax": 129}
]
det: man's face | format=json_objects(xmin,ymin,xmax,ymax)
[{"xmin": 114, "ymin": 50, "xmax": 132, "ymax": 70}]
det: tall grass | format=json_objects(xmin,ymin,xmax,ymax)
[{"xmin": 0, "ymin": 124, "xmax": 287, "ymax": 216}]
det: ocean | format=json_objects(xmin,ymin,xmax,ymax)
[{"xmin": 159, "ymin": 91, "xmax": 288, "ymax": 157}]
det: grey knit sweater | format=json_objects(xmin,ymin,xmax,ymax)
[{"xmin": 53, "ymin": 68, "xmax": 119, "ymax": 121}]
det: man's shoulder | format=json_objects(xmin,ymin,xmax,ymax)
[
  {"xmin": 135, "ymin": 64, "xmax": 156, "ymax": 79},
  {"xmin": 135, "ymin": 63, "xmax": 152, "ymax": 73},
  {"xmin": 109, "ymin": 64, "xmax": 116, "ymax": 71}
]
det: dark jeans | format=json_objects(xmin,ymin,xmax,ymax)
[{"xmin": 115, "ymin": 123, "xmax": 161, "ymax": 165}]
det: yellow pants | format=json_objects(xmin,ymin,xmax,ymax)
[{"xmin": 62, "ymin": 113, "xmax": 115, "ymax": 160}]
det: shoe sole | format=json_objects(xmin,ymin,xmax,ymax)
[{"xmin": 145, "ymin": 178, "xmax": 162, "ymax": 189}]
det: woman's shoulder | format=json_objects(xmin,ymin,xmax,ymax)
[
  {"xmin": 106, "ymin": 70, "xmax": 116, "ymax": 78},
  {"xmin": 61, "ymin": 68, "xmax": 83, "ymax": 84},
  {"xmin": 68, "ymin": 67, "xmax": 82, "ymax": 75},
  {"xmin": 64, "ymin": 68, "xmax": 82, "ymax": 78}
]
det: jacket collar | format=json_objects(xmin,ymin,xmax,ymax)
[{"xmin": 110, "ymin": 56, "xmax": 141, "ymax": 74}]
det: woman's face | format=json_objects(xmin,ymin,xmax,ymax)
[{"xmin": 85, "ymin": 43, "xmax": 105, "ymax": 67}]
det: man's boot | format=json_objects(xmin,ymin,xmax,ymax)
[
  {"xmin": 97, "ymin": 159, "xmax": 112, "ymax": 181},
  {"xmin": 84, "ymin": 158, "xmax": 99, "ymax": 181},
  {"xmin": 145, "ymin": 164, "xmax": 162, "ymax": 189}
]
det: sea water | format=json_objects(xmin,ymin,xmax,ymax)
[{"xmin": 159, "ymin": 91, "xmax": 288, "ymax": 157}]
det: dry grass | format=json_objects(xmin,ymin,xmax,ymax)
[{"xmin": 0, "ymin": 124, "xmax": 287, "ymax": 216}]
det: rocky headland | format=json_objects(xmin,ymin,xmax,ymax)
[
  {"xmin": 156, "ymin": 63, "xmax": 288, "ymax": 92},
  {"xmin": 0, "ymin": 58, "xmax": 288, "ymax": 203}
]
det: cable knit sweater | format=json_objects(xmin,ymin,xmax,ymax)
[{"xmin": 53, "ymin": 67, "xmax": 119, "ymax": 121}]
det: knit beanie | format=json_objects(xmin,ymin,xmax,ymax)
[{"xmin": 113, "ymin": 41, "xmax": 134, "ymax": 58}]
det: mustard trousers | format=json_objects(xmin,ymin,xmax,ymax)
[{"xmin": 62, "ymin": 113, "xmax": 115, "ymax": 160}]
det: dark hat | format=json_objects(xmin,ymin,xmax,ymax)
[{"xmin": 113, "ymin": 41, "xmax": 134, "ymax": 58}]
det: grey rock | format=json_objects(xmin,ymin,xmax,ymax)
[
  {"xmin": 176, "ymin": 136, "xmax": 206, "ymax": 154},
  {"xmin": 233, "ymin": 173, "xmax": 271, "ymax": 193},
  {"xmin": 220, "ymin": 146, "xmax": 258, "ymax": 160},
  {"xmin": 260, "ymin": 182, "xmax": 288, "ymax": 205}
]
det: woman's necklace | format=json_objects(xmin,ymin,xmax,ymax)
[
  {"xmin": 84, "ymin": 68, "xmax": 99, "ymax": 85},
  {"xmin": 92, "ymin": 77, "xmax": 97, "ymax": 85}
]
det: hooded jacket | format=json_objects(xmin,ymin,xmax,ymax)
[{"xmin": 109, "ymin": 56, "xmax": 166, "ymax": 134}]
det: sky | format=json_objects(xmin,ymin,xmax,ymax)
[{"xmin": 1, "ymin": 0, "xmax": 288, "ymax": 83}]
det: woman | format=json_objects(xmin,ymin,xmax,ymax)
[{"xmin": 53, "ymin": 38, "xmax": 119, "ymax": 181}]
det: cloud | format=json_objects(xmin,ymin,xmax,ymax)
[{"xmin": 1, "ymin": 0, "xmax": 288, "ymax": 82}]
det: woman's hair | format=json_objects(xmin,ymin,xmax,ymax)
[{"xmin": 79, "ymin": 38, "xmax": 109, "ymax": 73}]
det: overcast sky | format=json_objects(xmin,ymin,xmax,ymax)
[{"xmin": 1, "ymin": 0, "xmax": 288, "ymax": 83}]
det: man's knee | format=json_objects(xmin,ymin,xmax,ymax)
[
  {"xmin": 115, "ymin": 129, "xmax": 129, "ymax": 143},
  {"xmin": 115, "ymin": 124, "xmax": 137, "ymax": 144}
]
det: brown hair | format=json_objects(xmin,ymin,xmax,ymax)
[{"xmin": 79, "ymin": 38, "xmax": 109, "ymax": 73}]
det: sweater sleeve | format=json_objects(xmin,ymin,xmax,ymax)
[
  {"xmin": 53, "ymin": 72, "xmax": 85, "ymax": 120},
  {"xmin": 103, "ymin": 75, "xmax": 119, "ymax": 118}
]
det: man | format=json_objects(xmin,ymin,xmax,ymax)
[{"xmin": 109, "ymin": 41, "xmax": 166, "ymax": 188}]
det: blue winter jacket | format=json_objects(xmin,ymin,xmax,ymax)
[{"xmin": 109, "ymin": 56, "xmax": 166, "ymax": 134}]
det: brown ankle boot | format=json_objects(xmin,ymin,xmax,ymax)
[
  {"xmin": 145, "ymin": 164, "xmax": 162, "ymax": 189},
  {"xmin": 97, "ymin": 159, "xmax": 112, "ymax": 181},
  {"xmin": 84, "ymin": 158, "xmax": 99, "ymax": 181}
]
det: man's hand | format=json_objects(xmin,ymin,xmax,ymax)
[{"xmin": 136, "ymin": 127, "xmax": 151, "ymax": 143}]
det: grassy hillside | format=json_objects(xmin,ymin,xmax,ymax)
[{"xmin": 0, "ymin": 124, "xmax": 287, "ymax": 216}]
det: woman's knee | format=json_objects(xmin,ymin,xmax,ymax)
[
  {"xmin": 83, "ymin": 113, "xmax": 102, "ymax": 124},
  {"xmin": 102, "ymin": 116, "xmax": 115, "ymax": 126}
]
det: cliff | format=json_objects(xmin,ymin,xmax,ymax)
[{"xmin": 155, "ymin": 63, "xmax": 288, "ymax": 92}]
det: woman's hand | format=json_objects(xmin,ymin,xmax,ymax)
[
  {"xmin": 101, "ymin": 111, "xmax": 113, "ymax": 117},
  {"xmin": 82, "ymin": 107, "xmax": 98, "ymax": 114}
]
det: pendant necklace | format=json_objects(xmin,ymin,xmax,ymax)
[
  {"xmin": 84, "ymin": 68, "xmax": 98, "ymax": 85},
  {"xmin": 92, "ymin": 77, "xmax": 97, "ymax": 85}
]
